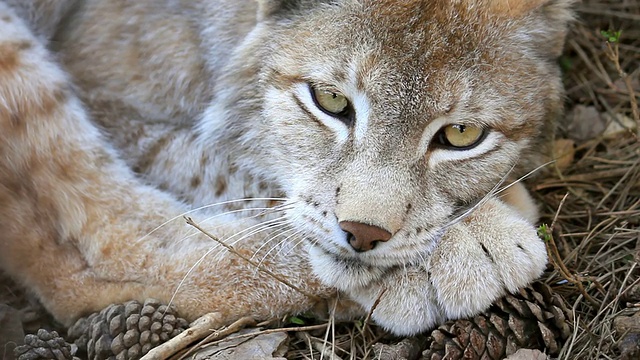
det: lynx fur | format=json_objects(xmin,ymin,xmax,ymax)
[{"xmin": 0, "ymin": 0, "xmax": 572, "ymax": 336}]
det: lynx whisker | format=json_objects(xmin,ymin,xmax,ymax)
[
  {"xmin": 215, "ymin": 219, "xmax": 287, "ymax": 250},
  {"xmin": 165, "ymin": 238, "xmax": 224, "ymax": 312},
  {"xmin": 495, "ymin": 160, "xmax": 555, "ymax": 196},
  {"xmin": 283, "ymin": 232, "xmax": 314, "ymax": 258},
  {"xmin": 442, "ymin": 162, "xmax": 518, "ymax": 231},
  {"xmin": 441, "ymin": 160, "xmax": 554, "ymax": 239},
  {"xmin": 179, "ymin": 204, "xmax": 294, "ymax": 240},
  {"xmin": 223, "ymin": 216, "xmax": 289, "ymax": 242},
  {"xmin": 168, "ymin": 217, "xmax": 291, "ymax": 310},
  {"xmin": 177, "ymin": 216, "xmax": 285, "ymax": 246},
  {"xmin": 173, "ymin": 212, "xmax": 290, "ymax": 246},
  {"xmin": 255, "ymin": 228, "xmax": 305, "ymax": 271},
  {"xmin": 184, "ymin": 217, "xmax": 321, "ymax": 300},
  {"xmin": 208, "ymin": 218, "xmax": 291, "ymax": 262},
  {"xmin": 250, "ymin": 225, "xmax": 297, "ymax": 261},
  {"xmin": 252, "ymin": 230, "xmax": 303, "ymax": 276},
  {"xmin": 135, "ymin": 197, "xmax": 290, "ymax": 244},
  {"xmin": 197, "ymin": 205, "xmax": 292, "ymax": 225}
]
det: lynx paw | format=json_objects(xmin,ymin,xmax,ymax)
[{"xmin": 344, "ymin": 197, "xmax": 547, "ymax": 336}]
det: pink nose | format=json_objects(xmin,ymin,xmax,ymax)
[{"xmin": 339, "ymin": 221, "xmax": 392, "ymax": 252}]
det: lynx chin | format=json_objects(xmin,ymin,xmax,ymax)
[{"xmin": 0, "ymin": 0, "xmax": 572, "ymax": 336}]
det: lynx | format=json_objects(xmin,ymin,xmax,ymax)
[{"xmin": 0, "ymin": 0, "xmax": 572, "ymax": 336}]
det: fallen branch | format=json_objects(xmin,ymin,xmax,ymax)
[
  {"xmin": 176, "ymin": 316, "xmax": 257, "ymax": 360},
  {"xmin": 140, "ymin": 312, "xmax": 222, "ymax": 360}
]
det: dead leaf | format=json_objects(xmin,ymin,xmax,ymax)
[
  {"xmin": 613, "ymin": 312, "xmax": 640, "ymax": 335},
  {"xmin": 553, "ymin": 138, "xmax": 576, "ymax": 171},
  {"xmin": 603, "ymin": 113, "xmax": 637, "ymax": 138},
  {"xmin": 505, "ymin": 349, "xmax": 549, "ymax": 360},
  {"xmin": 192, "ymin": 329, "xmax": 288, "ymax": 360},
  {"xmin": 565, "ymin": 105, "xmax": 606, "ymax": 141},
  {"xmin": 372, "ymin": 336, "xmax": 426, "ymax": 360}
]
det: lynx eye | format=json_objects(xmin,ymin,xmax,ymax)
[
  {"xmin": 311, "ymin": 87, "xmax": 350, "ymax": 117},
  {"xmin": 436, "ymin": 124, "xmax": 485, "ymax": 149}
]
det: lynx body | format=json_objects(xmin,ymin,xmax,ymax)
[{"xmin": 0, "ymin": 0, "xmax": 571, "ymax": 335}]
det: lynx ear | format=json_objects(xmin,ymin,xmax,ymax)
[{"xmin": 491, "ymin": 0, "xmax": 575, "ymax": 57}]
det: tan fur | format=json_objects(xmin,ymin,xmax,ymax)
[{"xmin": 0, "ymin": 0, "xmax": 573, "ymax": 335}]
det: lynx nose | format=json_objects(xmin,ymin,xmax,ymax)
[{"xmin": 339, "ymin": 221, "xmax": 392, "ymax": 252}]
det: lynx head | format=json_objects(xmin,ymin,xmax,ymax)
[{"xmin": 209, "ymin": 0, "xmax": 572, "ymax": 329}]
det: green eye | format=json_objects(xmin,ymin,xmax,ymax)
[
  {"xmin": 437, "ymin": 124, "xmax": 485, "ymax": 149},
  {"xmin": 311, "ymin": 86, "xmax": 350, "ymax": 117}
]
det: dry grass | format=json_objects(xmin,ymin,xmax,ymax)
[
  {"xmin": 535, "ymin": 1, "xmax": 640, "ymax": 357},
  {"xmin": 536, "ymin": 134, "xmax": 639, "ymax": 359}
]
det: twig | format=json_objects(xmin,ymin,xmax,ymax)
[
  {"xmin": 201, "ymin": 323, "xmax": 330, "ymax": 349},
  {"xmin": 544, "ymin": 194, "xmax": 601, "ymax": 309},
  {"xmin": 140, "ymin": 312, "xmax": 222, "ymax": 360},
  {"xmin": 550, "ymin": 193, "xmax": 569, "ymax": 233},
  {"xmin": 184, "ymin": 216, "xmax": 320, "ymax": 300},
  {"xmin": 362, "ymin": 287, "xmax": 387, "ymax": 335},
  {"xmin": 176, "ymin": 316, "xmax": 257, "ymax": 360},
  {"xmin": 296, "ymin": 332, "xmax": 344, "ymax": 360},
  {"xmin": 319, "ymin": 298, "xmax": 339, "ymax": 360},
  {"xmin": 603, "ymin": 38, "xmax": 639, "ymax": 137}
]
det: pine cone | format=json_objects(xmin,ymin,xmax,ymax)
[
  {"xmin": 14, "ymin": 329, "xmax": 78, "ymax": 360},
  {"xmin": 421, "ymin": 282, "xmax": 572, "ymax": 360},
  {"xmin": 66, "ymin": 299, "xmax": 189, "ymax": 360}
]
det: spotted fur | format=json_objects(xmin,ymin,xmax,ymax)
[{"xmin": 0, "ymin": 0, "xmax": 572, "ymax": 335}]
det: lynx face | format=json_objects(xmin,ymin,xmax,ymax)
[{"xmin": 239, "ymin": 0, "xmax": 568, "ymax": 291}]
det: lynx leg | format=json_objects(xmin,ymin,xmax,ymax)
[{"xmin": 0, "ymin": 2, "xmax": 183, "ymax": 324}]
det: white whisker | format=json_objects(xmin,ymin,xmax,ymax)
[
  {"xmin": 166, "ymin": 242, "xmax": 222, "ymax": 312},
  {"xmin": 173, "ymin": 217, "xmax": 287, "ymax": 247},
  {"xmin": 254, "ymin": 228, "xmax": 304, "ymax": 271},
  {"xmin": 495, "ymin": 160, "xmax": 555, "ymax": 196},
  {"xmin": 207, "ymin": 218, "xmax": 290, "ymax": 260},
  {"xmin": 281, "ymin": 231, "xmax": 311, "ymax": 257},
  {"xmin": 250, "ymin": 225, "xmax": 296, "ymax": 261},
  {"xmin": 442, "ymin": 162, "xmax": 516, "ymax": 230},
  {"xmin": 442, "ymin": 160, "xmax": 554, "ymax": 234},
  {"xmin": 167, "ymin": 216, "xmax": 290, "ymax": 310},
  {"xmin": 211, "ymin": 221, "xmax": 291, "ymax": 267},
  {"xmin": 193, "ymin": 205, "xmax": 294, "ymax": 232},
  {"xmin": 251, "ymin": 229, "xmax": 302, "ymax": 276},
  {"xmin": 135, "ymin": 197, "xmax": 292, "ymax": 244}
]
